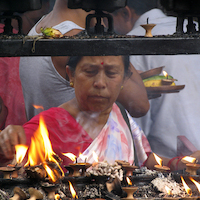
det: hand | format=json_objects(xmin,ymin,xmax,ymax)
[{"xmin": 0, "ymin": 125, "xmax": 26, "ymax": 160}]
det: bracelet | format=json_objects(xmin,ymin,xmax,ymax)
[{"xmin": 167, "ymin": 156, "xmax": 179, "ymax": 169}]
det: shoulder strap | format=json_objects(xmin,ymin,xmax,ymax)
[{"xmin": 115, "ymin": 102, "xmax": 139, "ymax": 167}]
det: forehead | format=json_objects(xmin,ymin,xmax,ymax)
[{"xmin": 78, "ymin": 56, "xmax": 124, "ymax": 66}]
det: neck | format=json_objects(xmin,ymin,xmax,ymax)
[{"xmin": 52, "ymin": 0, "xmax": 87, "ymax": 28}]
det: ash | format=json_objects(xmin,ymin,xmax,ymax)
[
  {"xmin": 79, "ymin": 183, "xmax": 105, "ymax": 199},
  {"xmin": 151, "ymin": 173, "xmax": 186, "ymax": 197},
  {"xmin": 135, "ymin": 167, "xmax": 158, "ymax": 176}
]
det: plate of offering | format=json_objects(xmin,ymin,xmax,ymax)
[{"xmin": 142, "ymin": 69, "xmax": 185, "ymax": 95}]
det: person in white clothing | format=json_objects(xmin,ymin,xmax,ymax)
[
  {"xmin": 20, "ymin": 0, "xmax": 150, "ymax": 121},
  {"xmin": 111, "ymin": 0, "xmax": 200, "ymax": 158}
]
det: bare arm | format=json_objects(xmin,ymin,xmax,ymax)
[
  {"xmin": 117, "ymin": 63, "xmax": 150, "ymax": 117},
  {"xmin": 145, "ymin": 151, "xmax": 200, "ymax": 171}
]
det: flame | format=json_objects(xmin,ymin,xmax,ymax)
[
  {"xmin": 24, "ymin": 115, "xmax": 64, "ymax": 181},
  {"xmin": 33, "ymin": 105, "xmax": 44, "ymax": 110},
  {"xmin": 163, "ymin": 70, "xmax": 168, "ymax": 77},
  {"xmin": 181, "ymin": 176, "xmax": 192, "ymax": 196},
  {"xmin": 55, "ymin": 194, "xmax": 60, "ymax": 200},
  {"xmin": 92, "ymin": 151, "xmax": 98, "ymax": 162},
  {"xmin": 43, "ymin": 163, "xmax": 56, "ymax": 182},
  {"xmin": 182, "ymin": 156, "xmax": 197, "ymax": 164},
  {"xmin": 79, "ymin": 153, "xmax": 87, "ymax": 162},
  {"xmin": 15, "ymin": 144, "xmax": 28, "ymax": 164},
  {"xmin": 153, "ymin": 153, "xmax": 163, "ymax": 166},
  {"xmin": 69, "ymin": 181, "xmax": 78, "ymax": 199},
  {"xmin": 126, "ymin": 177, "xmax": 132, "ymax": 185},
  {"xmin": 165, "ymin": 186, "xmax": 172, "ymax": 195},
  {"xmin": 190, "ymin": 177, "xmax": 200, "ymax": 193},
  {"xmin": 62, "ymin": 153, "xmax": 77, "ymax": 162}
]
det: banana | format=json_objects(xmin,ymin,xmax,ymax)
[
  {"xmin": 144, "ymin": 79, "xmax": 175, "ymax": 87},
  {"xmin": 143, "ymin": 75, "xmax": 176, "ymax": 87},
  {"xmin": 41, "ymin": 27, "xmax": 63, "ymax": 38},
  {"xmin": 143, "ymin": 75, "xmax": 174, "ymax": 82}
]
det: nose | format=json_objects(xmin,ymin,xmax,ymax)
[{"xmin": 93, "ymin": 72, "xmax": 106, "ymax": 89}]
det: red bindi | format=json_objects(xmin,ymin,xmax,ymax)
[{"xmin": 101, "ymin": 62, "xmax": 104, "ymax": 65}]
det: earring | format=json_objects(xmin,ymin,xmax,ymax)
[
  {"xmin": 70, "ymin": 82, "xmax": 74, "ymax": 87},
  {"xmin": 121, "ymin": 85, "xmax": 123, "ymax": 90}
]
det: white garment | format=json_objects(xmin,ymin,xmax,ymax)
[
  {"xmin": 19, "ymin": 18, "xmax": 84, "ymax": 120},
  {"xmin": 129, "ymin": 9, "xmax": 200, "ymax": 158}
]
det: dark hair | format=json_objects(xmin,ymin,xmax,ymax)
[
  {"xmin": 67, "ymin": 55, "xmax": 131, "ymax": 77},
  {"xmin": 127, "ymin": 0, "xmax": 158, "ymax": 15}
]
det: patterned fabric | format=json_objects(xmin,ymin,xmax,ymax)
[{"xmin": 23, "ymin": 103, "xmax": 151, "ymax": 168}]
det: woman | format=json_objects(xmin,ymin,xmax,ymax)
[{"xmin": 0, "ymin": 56, "xmax": 199, "ymax": 170}]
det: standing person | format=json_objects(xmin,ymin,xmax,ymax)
[
  {"xmin": 111, "ymin": 0, "xmax": 200, "ymax": 158},
  {"xmin": 0, "ymin": 24, "xmax": 27, "ymax": 129},
  {"xmin": 19, "ymin": 0, "xmax": 149, "ymax": 121}
]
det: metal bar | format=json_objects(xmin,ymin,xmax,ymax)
[{"xmin": 0, "ymin": 36, "xmax": 200, "ymax": 56}]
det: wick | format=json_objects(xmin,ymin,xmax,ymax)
[
  {"xmin": 85, "ymin": 158, "xmax": 87, "ymax": 163},
  {"xmin": 147, "ymin": 17, "xmax": 149, "ymax": 24},
  {"xmin": 75, "ymin": 157, "xmax": 77, "ymax": 164}
]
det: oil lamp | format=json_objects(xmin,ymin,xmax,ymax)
[
  {"xmin": 153, "ymin": 153, "xmax": 170, "ymax": 172},
  {"xmin": 181, "ymin": 156, "xmax": 200, "ymax": 175},
  {"xmin": 162, "ymin": 71, "xmax": 176, "ymax": 85},
  {"xmin": 63, "ymin": 153, "xmax": 91, "ymax": 177},
  {"xmin": 122, "ymin": 177, "xmax": 138, "ymax": 199},
  {"xmin": 140, "ymin": 18, "xmax": 156, "ymax": 37}
]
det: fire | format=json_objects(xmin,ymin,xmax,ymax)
[
  {"xmin": 33, "ymin": 105, "xmax": 44, "ymax": 110},
  {"xmin": 190, "ymin": 177, "xmax": 200, "ymax": 193},
  {"xmin": 165, "ymin": 186, "xmax": 172, "ymax": 195},
  {"xmin": 153, "ymin": 153, "xmax": 163, "ymax": 166},
  {"xmin": 24, "ymin": 115, "xmax": 64, "ymax": 182},
  {"xmin": 15, "ymin": 144, "xmax": 28, "ymax": 164},
  {"xmin": 79, "ymin": 153, "xmax": 87, "ymax": 162},
  {"xmin": 182, "ymin": 156, "xmax": 197, "ymax": 164},
  {"xmin": 55, "ymin": 194, "xmax": 60, "ymax": 200},
  {"xmin": 181, "ymin": 176, "xmax": 192, "ymax": 196},
  {"xmin": 69, "ymin": 181, "xmax": 78, "ymax": 199},
  {"xmin": 92, "ymin": 151, "xmax": 98, "ymax": 162},
  {"xmin": 43, "ymin": 163, "xmax": 57, "ymax": 182},
  {"xmin": 62, "ymin": 153, "xmax": 77, "ymax": 162},
  {"xmin": 126, "ymin": 177, "xmax": 132, "ymax": 185},
  {"xmin": 163, "ymin": 70, "xmax": 168, "ymax": 77}
]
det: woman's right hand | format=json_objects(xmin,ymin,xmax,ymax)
[{"xmin": 0, "ymin": 125, "xmax": 26, "ymax": 159}]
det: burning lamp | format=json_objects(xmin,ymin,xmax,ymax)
[
  {"xmin": 163, "ymin": 186, "xmax": 180, "ymax": 200},
  {"xmin": 69, "ymin": 181, "xmax": 78, "ymax": 199},
  {"xmin": 63, "ymin": 153, "xmax": 91, "ymax": 177},
  {"xmin": 162, "ymin": 71, "xmax": 176, "ymax": 85},
  {"xmin": 153, "ymin": 153, "xmax": 170, "ymax": 172},
  {"xmin": 181, "ymin": 176, "xmax": 198, "ymax": 200},
  {"xmin": 122, "ymin": 177, "xmax": 138, "ymax": 199},
  {"xmin": 181, "ymin": 156, "xmax": 200, "ymax": 175}
]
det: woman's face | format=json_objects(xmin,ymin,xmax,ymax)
[{"xmin": 69, "ymin": 56, "xmax": 125, "ymax": 112}]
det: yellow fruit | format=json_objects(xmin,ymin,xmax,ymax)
[
  {"xmin": 40, "ymin": 27, "xmax": 63, "ymax": 38},
  {"xmin": 144, "ymin": 79, "xmax": 176, "ymax": 87}
]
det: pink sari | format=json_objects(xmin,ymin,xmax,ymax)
[{"xmin": 23, "ymin": 103, "xmax": 151, "ymax": 168}]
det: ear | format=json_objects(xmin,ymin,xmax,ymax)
[
  {"xmin": 66, "ymin": 65, "xmax": 74, "ymax": 82},
  {"xmin": 121, "ymin": 6, "xmax": 133, "ymax": 22}
]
